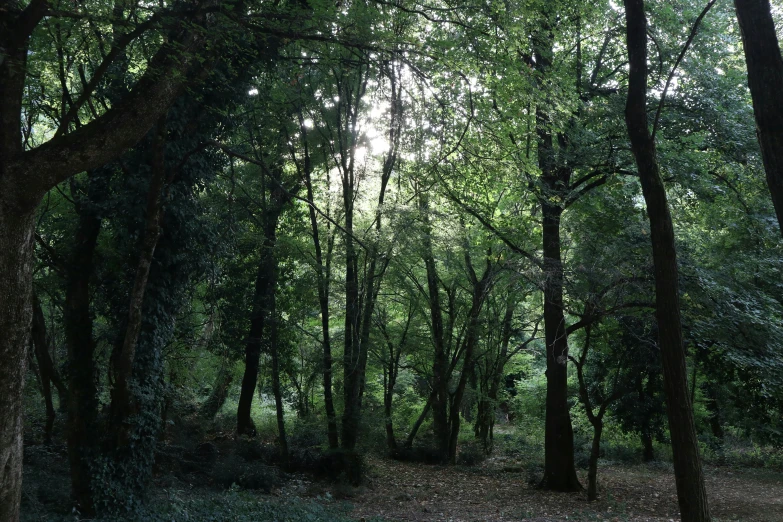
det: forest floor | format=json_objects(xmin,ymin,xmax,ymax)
[
  {"xmin": 339, "ymin": 455, "xmax": 783, "ymax": 522},
  {"xmin": 20, "ymin": 433, "xmax": 783, "ymax": 521}
]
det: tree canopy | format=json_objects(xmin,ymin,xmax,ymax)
[{"xmin": 1, "ymin": 0, "xmax": 783, "ymax": 520}]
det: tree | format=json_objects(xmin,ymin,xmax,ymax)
[
  {"xmin": 0, "ymin": 0, "xmax": 238, "ymax": 516},
  {"xmin": 733, "ymin": 0, "xmax": 783, "ymax": 235},
  {"xmin": 622, "ymin": 0, "xmax": 712, "ymax": 519}
]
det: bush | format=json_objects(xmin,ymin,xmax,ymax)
[
  {"xmin": 211, "ymin": 455, "xmax": 282, "ymax": 492},
  {"xmin": 389, "ymin": 446, "xmax": 446, "ymax": 464},
  {"xmin": 456, "ymin": 442, "xmax": 486, "ymax": 466}
]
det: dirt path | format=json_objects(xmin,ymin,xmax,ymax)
[{"xmin": 347, "ymin": 457, "xmax": 783, "ymax": 521}]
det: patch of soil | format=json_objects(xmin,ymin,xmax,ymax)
[{"xmin": 349, "ymin": 456, "xmax": 783, "ymax": 521}]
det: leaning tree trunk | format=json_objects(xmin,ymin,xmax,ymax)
[
  {"xmin": 404, "ymin": 395, "xmax": 433, "ymax": 449},
  {"xmin": 31, "ymin": 294, "xmax": 66, "ymax": 443},
  {"xmin": 199, "ymin": 361, "xmax": 234, "ymax": 420},
  {"xmin": 734, "ymin": 0, "xmax": 783, "ymax": 235},
  {"xmin": 237, "ymin": 204, "xmax": 284, "ymax": 436},
  {"xmin": 0, "ymin": 206, "xmax": 36, "ymax": 522},
  {"xmin": 623, "ymin": 1, "xmax": 711, "ymax": 520}
]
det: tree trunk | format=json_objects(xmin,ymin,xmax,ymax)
[
  {"xmin": 623, "ymin": 2, "xmax": 711, "ymax": 520},
  {"xmin": 405, "ymin": 396, "xmax": 433, "ymax": 449},
  {"xmin": 0, "ymin": 3, "xmax": 215, "ymax": 518},
  {"xmin": 382, "ymin": 339, "xmax": 402, "ymax": 450},
  {"xmin": 419, "ymin": 194, "xmax": 450, "ymax": 459},
  {"xmin": 31, "ymin": 294, "xmax": 65, "ymax": 443},
  {"xmin": 341, "ymin": 172, "xmax": 363, "ymax": 449},
  {"xmin": 477, "ymin": 296, "xmax": 515, "ymax": 454},
  {"xmin": 200, "ymin": 361, "xmax": 234, "ymax": 420},
  {"xmin": 109, "ymin": 119, "xmax": 167, "ymax": 448},
  {"xmin": 0, "ymin": 207, "xmax": 35, "ymax": 522},
  {"xmin": 734, "ymin": 0, "xmax": 783, "ymax": 235},
  {"xmin": 384, "ymin": 390, "xmax": 397, "ymax": 450},
  {"xmin": 237, "ymin": 205, "xmax": 283, "ymax": 436},
  {"xmin": 447, "ymin": 254, "xmax": 492, "ymax": 464},
  {"xmin": 299, "ymin": 116, "xmax": 340, "ymax": 447},
  {"xmin": 540, "ymin": 203, "xmax": 581, "ymax": 491},
  {"xmin": 641, "ymin": 430, "xmax": 655, "ymax": 462},
  {"xmin": 63, "ymin": 178, "xmax": 103, "ymax": 515},
  {"xmin": 587, "ymin": 421, "xmax": 603, "ymax": 501},
  {"xmin": 532, "ymin": 15, "xmax": 581, "ymax": 489},
  {"xmin": 268, "ymin": 272, "xmax": 289, "ymax": 464},
  {"xmin": 705, "ymin": 384, "xmax": 724, "ymax": 441}
]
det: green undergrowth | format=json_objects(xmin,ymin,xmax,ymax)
[{"xmin": 23, "ymin": 487, "xmax": 385, "ymax": 522}]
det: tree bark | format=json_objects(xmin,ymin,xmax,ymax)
[
  {"xmin": 476, "ymin": 296, "xmax": 515, "ymax": 454},
  {"xmin": 641, "ymin": 430, "xmax": 655, "ymax": 462},
  {"xmin": 379, "ymin": 317, "xmax": 406, "ymax": 450},
  {"xmin": 447, "ymin": 253, "xmax": 493, "ymax": 464},
  {"xmin": 63, "ymin": 176, "xmax": 103, "ymax": 515},
  {"xmin": 532, "ymin": 17, "xmax": 582, "ymax": 490},
  {"xmin": 0, "ymin": 207, "xmax": 35, "ymax": 522},
  {"xmin": 623, "ymin": 2, "xmax": 711, "ymax": 520},
  {"xmin": 734, "ymin": 0, "xmax": 783, "ymax": 235}
]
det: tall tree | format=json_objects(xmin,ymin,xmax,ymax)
[{"xmin": 622, "ymin": 0, "xmax": 711, "ymax": 520}]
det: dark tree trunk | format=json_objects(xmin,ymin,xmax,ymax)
[
  {"xmin": 705, "ymin": 385, "xmax": 724, "ymax": 441},
  {"xmin": 587, "ymin": 422, "xmax": 603, "ymax": 502},
  {"xmin": 31, "ymin": 293, "xmax": 66, "ymax": 443},
  {"xmin": 734, "ymin": 0, "xmax": 783, "ymax": 235},
  {"xmin": 540, "ymin": 203, "xmax": 581, "ymax": 491},
  {"xmin": 237, "ymin": 205, "xmax": 284, "ymax": 436},
  {"xmin": 532, "ymin": 17, "xmax": 581, "ymax": 490},
  {"xmin": 572, "ymin": 326, "xmax": 617, "ymax": 502},
  {"xmin": 476, "ymin": 298, "xmax": 514, "ymax": 454},
  {"xmin": 63, "ymin": 179, "xmax": 103, "ymax": 515},
  {"xmin": 0, "ymin": 207, "xmax": 36, "ymax": 522},
  {"xmin": 384, "ymin": 385, "xmax": 398, "ymax": 450},
  {"xmin": 236, "ymin": 273, "xmax": 264, "ymax": 437},
  {"xmin": 641, "ymin": 430, "xmax": 655, "ymax": 462},
  {"xmin": 379, "ymin": 321, "xmax": 405, "ymax": 450},
  {"xmin": 623, "ymin": 2, "xmax": 711, "ymax": 520},
  {"xmin": 340, "ymin": 60, "xmax": 398, "ymax": 453},
  {"xmin": 340, "ymin": 172, "xmax": 363, "ymax": 450}
]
